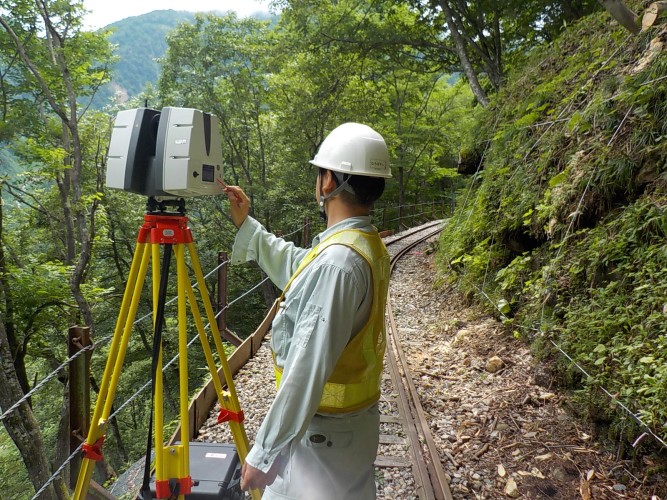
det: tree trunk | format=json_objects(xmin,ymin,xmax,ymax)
[
  {"xmin": 642, "ymin": 1, "xmax": 667, "ymax": 29},
  {"xmin": 598, "ymin": 0, "xmax": 640, "ymax": 34},
  {"xmin": 398, "ymin": 166, "xmax": 406, "ymax": 229},
  {"xmin": 439, "ymin": 1, "xmax": 489, "ymax": 107},
  {"xmin": 0, "ymin": 184, "xmax": 31, "ymax": 397},
  {"xmin": 0, "ymin": 320, "xmax": 69, "ymax": 499},
  {"xmin": 450, "ymin": 0, "xmax": 503, "ymax": 90},
  {"xmin": 54, "ymin": 387, "xmax": 71, "ymax": 488},
  {"xmin": 261, "ymin": 271, "xmax": 278, "ymax": 309}
]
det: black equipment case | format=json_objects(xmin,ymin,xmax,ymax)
[{"xmin": 150, "ymin": 442, "xmax": 242, "ymax": 499}]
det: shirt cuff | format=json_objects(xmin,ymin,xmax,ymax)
[
  {"xmin": 231, "ymin": 216, "xmax": 261, "ymax": 264},
  {"xmin": 245, "ymin": 444, "xmax": 282, "ymax": 473}
]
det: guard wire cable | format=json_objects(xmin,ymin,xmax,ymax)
[
  {"xmin": 0, "ymin": 259, "xmax": 231, "ymax": 423},
  {"xmin": 453, "ymin": 66, "xmax": 667, "ymax": 449},
  {"xmin": 535, "ymin": 104, "xmax": 667, "ymax": 450},
  {"xmin": 384, "ymin": 208, "xmax": 443, "ymax": 225},
  {"xmin": 3, "ymin": 222, "xmax": 309, "ymax": 424},
  {"xmin": 25, "ymin": 269, "xmax": 275, "ymax": 497},
  {"xmin": 31, "ymin": 444, "xmax": 83, "ymax": 499}
]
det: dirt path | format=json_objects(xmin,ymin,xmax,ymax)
[{"xmin": 390, "ymin": 239, "xmax": 666, "ymax": 499}]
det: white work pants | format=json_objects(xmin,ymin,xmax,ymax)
[{"xmin": 263, "ymin": 404, "xmax": 380, "ymax": 500}]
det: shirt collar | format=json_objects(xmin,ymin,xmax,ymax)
[{"xmin": 312, "ymin": 216, "xmax": 374, "ymax": 247}]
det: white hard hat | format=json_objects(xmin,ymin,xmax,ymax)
[{"xmin": 309, "ymin": 122, "xmax": 392, "ymax": 178}]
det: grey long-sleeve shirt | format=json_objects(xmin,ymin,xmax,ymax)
[{"xmin": 231, "ymin": 215, "xmax": 375, "ymax": 472}]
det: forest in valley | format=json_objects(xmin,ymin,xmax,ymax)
[{"xmin": 1, "ymin": 0, "xmax": 666, "ymax": 498}]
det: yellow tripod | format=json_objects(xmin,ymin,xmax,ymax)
[{"xmin": 73, "ymin": 200, "xmax": 260, "ymax": 499}]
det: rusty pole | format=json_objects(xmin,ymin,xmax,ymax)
[
  {"xmin": 303, "ymin": 217, "xmax": 311, "ymax": 246},
  {"xmin": 217, "ymin": 252, "xmax": 242, "ymax": 347},
  {"xmin": 217, "ymin": 251, "xmax": 229, "ymax": 335},
  {"xmin": 69, "ymin": 325, "xmax": 91, "ymax": 489}
]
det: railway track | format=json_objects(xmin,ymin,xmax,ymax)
[
  {"xmin": 380, "ymin": 221, "xmax": 452, "ymax": 500},
  {"xmin": 176, "ymin": 220, "xmax": 451, "ymax": 499}
]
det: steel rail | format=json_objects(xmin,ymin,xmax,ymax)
[
  {"xmin": 166, "ymin": 221, "xmax": 451, "ymax": 499},
  {"xmin": 384, "ymin": 223, "xmax": 453, "ymax": 500}
]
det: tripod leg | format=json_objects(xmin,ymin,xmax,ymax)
[
  {"xmin": 151, "ymin": 243, "xmax": 192, "ymax": 498},
  {"xmin": 183, "ymin": 259, "xmax": 249, "ymax": 439},
  {"xmin": 176, "ymin": 243, "xmax": 191, "ymax": 478},
  {"xmin": 74, "ymin": 241, "xmax": 152, "ymax": 499},
  {"xmin": 187, "ymin": 243, "xmax": 244, "ymax": 412},
  {"xmin": 152, "ymin": 243, "xmax": 166, "ymax": 480},
  {"xmin": 186, "ymin": 242, "xmax": 261, "ymax": 500}
]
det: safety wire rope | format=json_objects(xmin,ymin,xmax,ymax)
[
  {"xmin": 447, "ymin": 36, "xmax": 667, "ymax": 451},
  {"xmin": 22, "ymin": 220, "xmax": 314, "ymax": 498},
  {"xmin": 2, "ymin": 206, "xmax": 389, "ymax": 427},
  {"xmin": 378, "ymin": 201, "xmax": 451, "ymax": 225},
  {"xmin": 24, "ymin": 203, "xmax": 445, "ymax": 497},
  {"xmin": 0, "ymin": 260, "xmax": 231, "ymax": 425}
]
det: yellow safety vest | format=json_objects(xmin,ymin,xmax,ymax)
[{"xmin": 274, "ymin": 228, "xmax": 390, "ymax": 413}]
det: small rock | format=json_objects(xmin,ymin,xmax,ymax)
[
  {"xmin": 613, "ymin": 484, "xmax": 627, "ymax": 492},
  {"xmin": 552, "ymin": 467, "xmax": 567, "ymax": 482},
  {"xmin": 532, "ymin": 362, "xmax": 552, "ymax": 387},
  {"xmin": 504, "ymin": 477, "xmax": 520, "ymax": 498},
  {"xmin": 486, "ymin": 356, "xmax": 505, "ymax": 373}
]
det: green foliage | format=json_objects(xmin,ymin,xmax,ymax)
[
  {"xmin": 555, "ymin": 197, "xmax": 667, "ymax": 429},
  {"xmin": 438, "ymin": 4, "xmax": 667, "ymax": 448},
  {"xmin": 0, "ymin": 432, "xmax": 32, "ymax": 498},
  {"xmin": 0, "ymin": 0, "xmax": 476, "ymax": 492}
]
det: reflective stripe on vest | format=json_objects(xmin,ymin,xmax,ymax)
[{"xmin": 274, "ymin": 228, "xmax": 390, "ymax": 413}]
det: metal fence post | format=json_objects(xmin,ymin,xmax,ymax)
[
  {"xmin": 218, "ymin": 252, "xmax": 242, "ymax": 347},
  {"xmin": 69, "ymin": 325, "xmax": 91, "ymax": 489},
  {"xmin": 217, "ymin": 252, "xmax": 228, "ymax": 335},
  {"xmin": 303, "ymin": 217, "xmax": 311, "ymax": 246}
]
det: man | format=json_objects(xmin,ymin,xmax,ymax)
[{"xmin": 224, "ymin": 122, "xmax": 392, "ymax": 499}]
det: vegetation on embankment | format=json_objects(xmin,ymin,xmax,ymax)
[{"xmin": 438, "ymin": 4, "xmax": 667, "ymax": 457}]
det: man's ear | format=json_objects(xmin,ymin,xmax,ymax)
[{"xmin": 321, "ymin": 170, "xmax": 336, "ymax": 195}]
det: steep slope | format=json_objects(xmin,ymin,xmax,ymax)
[{"xmin": 439, "ymin": 1, "xmax": 667, "ymax": 460}]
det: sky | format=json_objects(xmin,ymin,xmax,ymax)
[{"xmin": 83, "ymin": 0, "xmax": 271, "ymax": 30}]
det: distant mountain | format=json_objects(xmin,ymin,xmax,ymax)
[
  {"xmin": 93, "ymin": 9, "xmax": 277, "ymax": 109},
  {"xmin": 92, "ymin": 10, "xmax": 195, "ymax": 108},
  {"xmin": 0, "ymin": 148, "xmax": 21, "ymax": 178}
]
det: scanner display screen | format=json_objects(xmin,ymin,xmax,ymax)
[{"xmin": 202, "ymin": 164, "xmax": 215, "ymax": 182}]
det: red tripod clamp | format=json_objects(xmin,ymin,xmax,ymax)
[
  {"xmin": 155, "ymin": 476, "xmax": 193, "ymax": 498},
  {"xmin": 217, "ymin": 408, "xmax": 245, "ymax": 424},
  {"xmin": 81, "ymin": 435, "xmax": 106, "ymax": 461}
]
